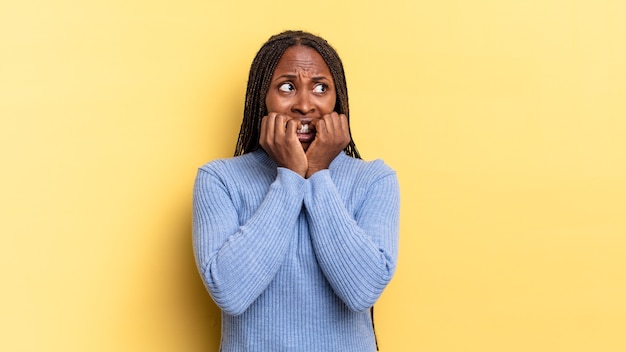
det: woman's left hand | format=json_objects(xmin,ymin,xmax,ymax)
[{"xmin": 305, "ymin": 112, "xmax": 351, "ymax": 178}]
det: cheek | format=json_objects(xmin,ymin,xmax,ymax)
[
  {"xmin": 265, "ymin": 92, "xmax": 287, "ymax": 113},
  {"xmin": 322, "ymin": 95, "xmax": 337, "ymax": 113},
  {"xmin": 264, "ymin": 94, "xmax": 274, "ymax": 112}
]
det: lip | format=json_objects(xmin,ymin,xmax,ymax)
[
  {"xmin": 296, "ymin": 131, "xmax": 315, "ymax": 143},
  {"xmin": 296, "ymin": 118, "xmax": 313, "ymax": 127},
  {"xmin": 296, "ymin": 121, "xmax": 315, "ymax": 143},
  {"xmin": 293, "ymin": 117, "xmax": 315, "ymax": 144}
]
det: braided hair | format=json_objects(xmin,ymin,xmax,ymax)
[{"xmin": 234, "ymin": 30, "xmax": 361, "ymax": 159}]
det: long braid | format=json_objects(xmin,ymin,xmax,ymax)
[{"xmin": 234, "ymin": 30, "xmax": 361, "ymax": 159}]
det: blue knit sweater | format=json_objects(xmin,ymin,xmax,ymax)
[{"xmin": 192, "ymin": 149, "xmax": 400, "ymax": 351}]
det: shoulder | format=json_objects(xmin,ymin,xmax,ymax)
[
  {"xmin": 198, "ymin": 155, "xmax": 242, "ymax": 174},
  {"xmin": 198, "ymin": 150, "xmax": 274, "ymax": 176}
]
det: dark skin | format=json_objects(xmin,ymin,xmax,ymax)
[{"xmin": 260, "ymin": 45, "xmax": 351, "ymax": 178}]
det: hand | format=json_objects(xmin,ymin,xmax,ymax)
[
  {"xmin": 259, "ymin": 113, "xmax": 308, "ymax": 177},
  {"xmin": 305, "ymin": 112, "xmax": 351, "ymax": 178}
]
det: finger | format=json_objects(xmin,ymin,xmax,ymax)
[
  {"xmin": 338, "ymin": 113, "xmax": 349, "ymax": 136},
  {"xmin": 328, "ymin": 112, "xmax": 341, "ymax": 136},
  {"xmin": 260, "ymin": 115, "xmax": 267, "ymax": 135},
  {"xmin": 260, "ymin": 115, "xmax": 270, "ymax": 146},
  {"xmin": 264, "ymin": 113, "xmax": 278, "ymax": 144},
  {"xmin": 285, "ymin": 118, "xmax": 299, "ymax": 137},
  {"xmin": 321, "ymin": 112, "xmax": 339, "ymax": 139},
  {"xmin": 312, "ymin": 117, "xmax": 327, "ymax": 137},
  {"xmin": 273, "ymin": 114, "xmax": 287, "ymax": 139}
]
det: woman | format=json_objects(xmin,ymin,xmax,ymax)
[{"xmin": 193, "ymin": 30, "xmax": 400, "ymax": 351}]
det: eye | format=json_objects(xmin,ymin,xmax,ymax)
[
  {"xmin": 278, "ymin": 83, "xmax": 295, "ymax": 92},
  {"xmin": 313, "ymin": 83, "xmax": 327, "ymax": 93}
]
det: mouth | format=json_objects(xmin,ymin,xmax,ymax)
[
  {"xmin": 297, "ymin": 123, "xmax": 310, "ymax": 134},
  {"xmin": 296, "ymin": 123, "xmax": 315, "ymax": 143}
]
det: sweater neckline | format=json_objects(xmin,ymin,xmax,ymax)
[{"xmin": 250, "ymin": 149, "xmax": 348, "ymax": 171}]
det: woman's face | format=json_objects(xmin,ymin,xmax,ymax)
[{"xmin": 265, "ymin": 45, "xmax": 336, "ymax": 151}]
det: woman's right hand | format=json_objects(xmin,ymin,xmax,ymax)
[{"xmin": 259, "ymin": 113, "xmax": 308, "ymax": 178}]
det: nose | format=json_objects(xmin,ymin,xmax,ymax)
[{"xmin": 291, "ymin": 91, "xmax": 314, "ymax": 116}]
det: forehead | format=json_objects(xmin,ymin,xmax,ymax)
[{"xmin": 272, "ymin": 45, "xmax": 331, "ymax": 77}]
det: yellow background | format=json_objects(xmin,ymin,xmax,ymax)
[{"xmin": 1, "ymin": 0, "xmax": 625, "ymax": 351}]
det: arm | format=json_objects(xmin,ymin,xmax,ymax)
[
  {"xmin": 304, "ymin": 169, "xmax": 400, "ymax": 312},
  {"xmin": 192, "ymin": 166, "xmax": 305, "ymax": 315}
]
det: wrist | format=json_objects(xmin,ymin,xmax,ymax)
[{"xmin": 305, "ymin": 165, "xmax": 327, "ymax": 178}]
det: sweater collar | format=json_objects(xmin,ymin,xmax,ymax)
[{"xmin": 250, "ymin": 149, "xmax": 348, "ymax": 171}]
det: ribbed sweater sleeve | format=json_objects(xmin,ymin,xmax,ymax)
[
  {"xmin": 303, "ymin": 164, "xmax": 400, "ymax": 312},
  {"xmin": 193, "ymin": 165, "xmax": 305, "ymax": 316}
]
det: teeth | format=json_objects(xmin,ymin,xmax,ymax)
[{"xmin": 298, "ymin": 124, "xmax": 309, "ymax": 133}]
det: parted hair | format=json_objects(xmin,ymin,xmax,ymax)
[{"xmin": 234, "ymin": 30, "xmax": 361, "ymax": 159}]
